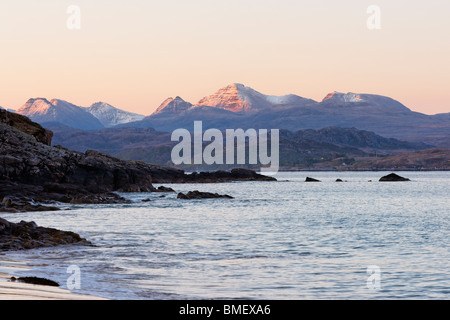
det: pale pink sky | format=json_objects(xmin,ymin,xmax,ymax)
[{"xmin": 0, "ymin": 0, "xmax": 449, "ymax": 115}]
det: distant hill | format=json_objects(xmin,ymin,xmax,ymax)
[
  {"xmin": 349, "ymin": 149, "xmax": 450, "ymax": 171},
  {"xmin": 49, "ymin": 124, "xmax": 434, "ymax": 170}
]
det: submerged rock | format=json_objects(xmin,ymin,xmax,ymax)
[
  {"xmin": 177, "ymin": 191, "xmax": 234, "ymax": 200},
  {"xmin": 379, "ymin": 173, "xmax": 410, "ymax": 182}
]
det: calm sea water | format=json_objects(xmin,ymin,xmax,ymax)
[{"xmin": 1, "ymin": 172, "xmax": 449, "ymax": 300}]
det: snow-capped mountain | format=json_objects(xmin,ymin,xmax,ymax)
[
  {"xmin": 16, "ymin": 98, "xmax": 104, "ymax": 130},
  {"xmin": 321, "ymin": 91, "xmax": 410, "ymax": 111},
  {"xmin": 86, "ymin": 102, "xmax": 145, "ymax": 127},
  {"xmin": 153, "ymin": 96, "xmax": 193, "ymax": 115},
  {"xmin": 194, "ymin": 83, "xmax": 314, "ymax": 112},
  {"xmin": 322, "ymin": 91, "xmax": 364, "ymax": 103}
]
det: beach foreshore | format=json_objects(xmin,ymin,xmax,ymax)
[{"xmin": 0, "ymin": 258, "xmax": 107, "ymax": 300}]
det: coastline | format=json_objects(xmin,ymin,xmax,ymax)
[{"xmin": 0, "ymin": 257, "xmax": 107, "ymax": 300}]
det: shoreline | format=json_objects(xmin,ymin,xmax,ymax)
[{"xmin": 0, "ymin": 257, "xmax": 107, "ymax": 300}]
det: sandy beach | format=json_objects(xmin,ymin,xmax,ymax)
[{"xmin": 0, "ymin": 258, "xmax": 106, "ymax": 300}]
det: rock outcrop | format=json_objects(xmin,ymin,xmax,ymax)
[
  {"xmin": 0, "ymin": 109, "xmax": 53, "ymax": 145},
  {"xmin": 379, "ymin": 173, "xmax": 410, "ymax": 182},
  {"xmin": 305, "ymin": 177, "xmax": 321, "ymax": 182},
  {"xmin": 151, "ymin": 168, "xmax": 276, "ymax": 184},
  {"xmin": 177, "ymin": 191, "xmax": 234, "ymax": 200},
  {"xmin": 0, "ymin": 218, "xmax": 91, "ymax": 251},
  {"xmin": 0, "ymin": 118, "xmax": 157, "ymax": 210}
]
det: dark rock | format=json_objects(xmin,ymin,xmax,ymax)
[
  {"xmin": 0, "ymin": 195, "xmax": 61, "ymax": 213},
  {"xmin": 0, "ymin": 218, "xmax": 92, "ymax": 251},
  {"xmin": 177, "ymin": 193, "xmax": 189, "ymax": 200},
  {"xmin": 155, "ymin": 186, "xmax": 176, "ymax": 193},
  {"xmin": 0, "ymin": 109, "xmax": 53, "ymax": 145},
  {"xmin": 141, "ymin": 198, "xmax": 152, "ymax": 202},
  {"xmin": 177, "ymin": 190, "xmax": 234, "ymax": 200},
  {"xmin": 15, "ymin": 276, "xmax": 59, "ymax": 287},
  {"xmin": 0, "ymin": 218, "xmax": 10, "ymax": 232},
  {"xmin": 152, "ymin": 168, "xmax": 277, "ymax": 184},
  {"xmin": 379, "ymin": 173, "xmax": 410, "ymax": 182},
  {"xmin": 305, "ymin": 177, "xmax": 321, "ymax": 182},
  {"xmin": 336, "ymin": 179, "xmax": 344, "ymax": 182}
]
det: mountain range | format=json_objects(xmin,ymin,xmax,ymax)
[
  {"xmin": 15, "ymin": 98, "xmax": 144, "ymax": 130},
  {"xmin": 126, "ymin": 84, "xmax": 450, "ymax": 147},
  {"xmin": 4, "ymin": 83, "xmax": 449, "ymax": 170},
  {"xmin": 9, "ymin": 83, "xmax": 450, "ymax": 150},
  {"xmin": 12, "ymin": 84, "xmax": 450, "ymax": 147}
]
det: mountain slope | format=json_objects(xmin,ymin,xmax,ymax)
[
  {"xmin": 287, "ymin": 127, "xmax": 430, "ymax": 152},
  {"xmin": 16, "ymin": 98, "xmax": 104, "ymax": 130},
  {"xmin": 86, "ymin": 102, "xmax": 144, "ymax": 127},
  {"xmin": 49, "ymin": 123, "xmax": 433, "ymax": 170},
  {"xmin": 321, "ymin": 91, "xmax": 411, "ymax": 112},
  {"xmin": 194, "ymin": 83, "xmax": 315, "ymax": 112},
  {"xmin": 153, "ymin": 96, "xmax": 193, "ymax": 115}
]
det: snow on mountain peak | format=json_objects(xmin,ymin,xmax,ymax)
[
  {"xmin": 16, "ymin": 98, "xmax": 104, "ymax": 130},
  {"xmin": 86, "ymin": 102, "xmax": 145, "ymax": 127},
  {"xmin": 322, "ymin": 92, "xmax": 364, "ymax": 103},
  {"xmin": 194, "ymin": 83, "xmax": 313, "ymax": 112},
  {"xmin": 194, "ymin": 83, "xmax": 253, "ymax": 112},
  {"xmin": 17, "ymin": 98, "xmax": 53, "ymax": 116}
]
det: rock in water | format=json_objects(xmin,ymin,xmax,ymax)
[
  {"xmin": 305, "ymin": 177, "xmax": 321, "ymax": 182},
  {"xmin": 177, "ymin": 191, "xmax": 234, "ymax": 200},
  {"xmin": 379, "ymin": 173, "xmax": 410, "ymax": 181},
  {"xmin": 15, "ymin": 277, "xmax": 59, "ymax": 287},
  {"xmin": 0, "ymin": 219, "xmax": 92, "ymax": 251}
]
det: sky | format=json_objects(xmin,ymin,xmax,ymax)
[{"xmin": 0, "ymin": 0, "xmax": 449, "ymax": 115}]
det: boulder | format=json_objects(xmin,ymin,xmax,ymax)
[
  {"xmin": 13, "ymin": 276, "xmax": 59, "ymax": 287},
  {"xmin": 155, "ymin": 186, "xmax": 176, "ymax": 193},
  {"xmin": 379, "ymin": 173, "xmax": 410, "ymax": 182},
  {"xmin": 0, "ymin": 218, "xmax": 92, "ymax": 251},
  {"xmin": 305, "ymin": 177, "xmax": 321, "ymax": 182},
  {"xmin": 177, "ymin": 191, "xmax": 234, "ymax": 200}
]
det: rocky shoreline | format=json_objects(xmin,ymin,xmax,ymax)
[
  {"xmin": 0, "ymin": 110, "xmax": 275, "ymax": 213},
  {"xmin": 0, "ymin": 110, "xmax": 276, "ymax": 252}
]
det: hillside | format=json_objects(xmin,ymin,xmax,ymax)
[{"xmin": 48, "ymin": 124, "xmax": 435, "ymax": 170}]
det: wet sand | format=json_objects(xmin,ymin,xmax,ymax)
[{"xmin": 0, "ymin": 258, "xmax": 107, "ymax": 300}]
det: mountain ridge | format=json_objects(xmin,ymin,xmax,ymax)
[
  {"xmin": 16, "ymin": 98, "xmax": 104, "ymax": 130},
  {"xmin": 9, "ymin": 83, "xmax": 450, "ymax": 147},
  {"xmin": 120, "ymin": 83, "xmax": 448, "ymax": 147}
]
